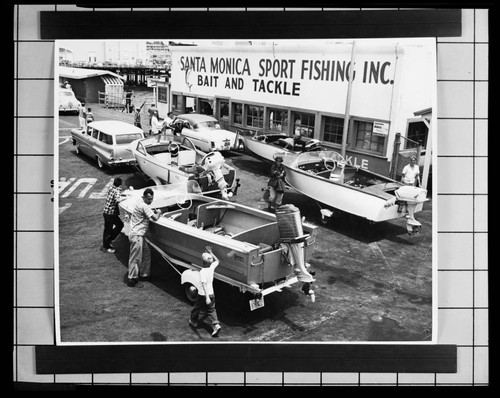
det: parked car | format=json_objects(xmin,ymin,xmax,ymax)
[
  {"xmin": 59, "ymin": 87, "xmax": 81, "ymax": 114},
  {"xmin": 71, "ymin": 120, "xmax": 145, "ymax": 169},
  {"xmin": 170, "ymin": 113, "xmax": 240, "ymax": 153}
]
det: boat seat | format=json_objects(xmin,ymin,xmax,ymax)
[
  {"xmin": 177, "ymin": 150, "xmax": 197, "ymax": 166},
  {"xmin": 195, "ymin": 201, "xmax": 223, "ymax": 229},
  {"xmin": 154, "ymin": 152, "xmax": 171, "ymax": 164},
  {"xmin": 329, "ymin": 169, "xmax": 344, "ymax": 183}
]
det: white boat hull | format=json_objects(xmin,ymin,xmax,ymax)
[
  {"xmin": 130, "ymin": 135, "xmax": 237, "ymax": 195},
  {"xmin": 283, "ymin": 151, "xmax": 426, "ymax": 223},
  {"xmin": 242, "ymin": 131, "xmax": 322, "ymax": 162},
  {"xmin": 244, "ymin": 135, "xmax": 290, "ymax": 161}
]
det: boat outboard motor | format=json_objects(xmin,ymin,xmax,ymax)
[
  {"xmin": 395, "ymin": 185, "xmax": 428, "ymax": 236},
  {"xmin": 275, "ymin": 204, "xmax": 316, "ymax": 301},
  {"xmin": 202, "ymin": 151, "xmax": 231, "ymax": 200}
]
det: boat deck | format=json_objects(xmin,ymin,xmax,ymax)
[{"xmin": 159, "ymin": 199, "xmax": 281, "ymax": 246}]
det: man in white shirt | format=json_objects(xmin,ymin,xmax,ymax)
[
  {"xmin": 401, "ymin": 155, "xmax": 421, "ymax": 187},
  {"xmin": 127, "ymin": 188, "xmax": 161, "ymax": 287}
]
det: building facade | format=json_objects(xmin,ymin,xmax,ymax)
[{"xmin": 162, "ymin": 40, "xmax": 435, "ymax": 176}]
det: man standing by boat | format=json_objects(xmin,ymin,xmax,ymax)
[
  {"xmin": 401, "ymin": 155, "xmax": 421, "ymax": 187},
  {"xmin": 267, "ymin": 155, "xmax": 287, "ymax": 211},
  {"xmin": 127, "ymin": 188, "xmax": 161, "ymax": 287}
]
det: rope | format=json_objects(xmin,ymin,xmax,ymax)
[{"xmin": 146, "ymin": 239, "xmax": 185, "ymax": 277}]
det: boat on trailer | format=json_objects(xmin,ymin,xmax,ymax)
[
  {"xmin": 129, "ymin": 133, "xmax": 238, "ymax": 199},
  {"xmin": 240, "ymin": 128, "xmax": 322, "ymax": 162},
  {"xmin": 119, "ymin": 182, "xmax": 318, "ymax": 309},
  {"xmin": 282, "ymin": 150, "xmax": 428, "ymax": 234}
]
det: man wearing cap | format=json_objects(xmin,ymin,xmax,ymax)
[
  {"xmin": 127, "ymin": 188, "xmax": 162, "ymax": 287},
  {"xmin": 267, "ymin": 154, "xmax": 287, "ymax": 211},
  {"xmin": 401, "ymin": 155, "xmax": 421, "ymax": 187}
]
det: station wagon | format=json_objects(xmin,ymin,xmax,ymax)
[{"xmin": 71, "ymin": 120, "xmax": 145, "ymax": 169}]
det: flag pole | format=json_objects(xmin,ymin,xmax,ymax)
[{"xmin": 341, "ymin": 41, "xmax": 356, "ymax": 158}]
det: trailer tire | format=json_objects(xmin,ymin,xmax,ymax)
[{"xmin": 184, "ymin": 283, "xmax": 198, "ymax": 303}]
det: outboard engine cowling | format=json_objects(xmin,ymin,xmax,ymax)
[{"xmin": 276, "ymin": 205, "xmax": 315, "ymax": 300}]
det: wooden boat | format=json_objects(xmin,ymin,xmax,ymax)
[
  {"xmin": 129, "ymin": 133, "xmax": 238, "ymax": 199},
  {"xmin": 119, "ymin": 182, "xmax": 318, "ymax": 308},
  {"xmin": 240, "ymin": 128, "xmax": 322, "ymax": 162},
  {"xmin": 282, "ymin": 150, "xmax": 428, "ymax": 231}
]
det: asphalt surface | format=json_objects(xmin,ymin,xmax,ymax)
[{"xmin": 57, "ymin": 102, "xmax": 433, "ymax": 343}]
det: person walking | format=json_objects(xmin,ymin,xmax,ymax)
[
  {"xmin": 189, "ymin": 246, "xmax": 222, "ymax": 337},
  {"xmin": 133, "ymin": 107, "xmax": 142, "ymax": 129},
  {"xmin": 125, "ymin": 90, "xmax": 133, "ymax": 113},
  {"xmin": 267, "ymin": 154, "xmax": 287, "ymax": 211},
  {"xmin": 401, "ymin": 155, "xmax": 421, "ymax": 187},
  {"xmin": 78, "ymin": 101, "xmax": 86, "ymax": 129},
  {"xmin": 101, "ymin": 177, "xmax": 124, "ymax": 253},
  {"xmin": 85, "ymin": 107, "xmax": 94, "ymax": 126},
  {"xmin": 150, "ymin": 109, "xmax": 163, "ymax": 136},
  {"xmin": 127, "ymin": 188, "xmax": 161, "ymax": 287}
]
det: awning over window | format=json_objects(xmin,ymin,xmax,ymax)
[{"xmin": 101, "ymin": 75, "xmax": 124, "ymax": 86}]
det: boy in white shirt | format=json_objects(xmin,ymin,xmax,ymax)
[{"xmin": 189, "ymin": 246, "xmax": 222, "ymax": 337}]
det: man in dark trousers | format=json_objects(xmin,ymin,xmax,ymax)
[{"xmin": 101, "ymin": 177, "xmax": 124, "ymax": 253}]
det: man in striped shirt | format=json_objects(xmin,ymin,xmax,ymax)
[{"xmin": 101, "ymin": 177, "xmax": 124, "ymax": 253}]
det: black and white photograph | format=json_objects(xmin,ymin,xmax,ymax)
[{"xmin": 55, "ymin": 38, "xmax": 437, "ymax": 344}]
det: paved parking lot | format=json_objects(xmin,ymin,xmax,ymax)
[{"xmin": 57, "ymin": 103, "xmax": 433, "ymax": 343}]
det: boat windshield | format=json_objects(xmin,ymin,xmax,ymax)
[
  {"xmin": 151, "ymin": 180, "xmax": 201, "ymax": 196},
  {"xmin": 295, "ymin": 150, "xmax": 345, "ymax": 164}
]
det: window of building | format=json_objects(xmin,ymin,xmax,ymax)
[
  {"xmin": 219, "ymin": 100, "xmax": 229, "ymax": 119},
  {"xmin": 232, "ymin": 102, "xmax": 243, "ymax": 125},
  {"xmin": 158, "ymin": 86, "xmax": 168, "ymax": 103},
  {"xmin": 268, "ymin": 109, "xmax": 289, "ymax": 133},
  {"xmin": 172, "ymin": 94, "xmax": 183, "ymax": 111},
  {"xmin": 292, "ymin": 111, "xmax": 315, "ymax": 138},
  {"xmin": 246, "ymin": 105, "xmax": 264, "ymax": 128},
  {"xmin": 323, "ymin": 116, "xmax": 344, "ymax": 145},
  {"xmin": 406, "ymin": 120, "xmax": 428, "ymax": 149},
  {"xmin": 199, "ymin": 99, "xmax": 214, "ymax": 115},
  {"xmin": 353, "ymin": 120, "xmax": 386, "ymax": 154}
]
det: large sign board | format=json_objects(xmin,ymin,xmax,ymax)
[{"xmin": 171, "ymin": 43, "xmax": 403, "ymax": 120}]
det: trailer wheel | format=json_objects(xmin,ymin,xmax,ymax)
[{"xmin": 184, "ymin": 283, "xmax": 198, "ymax": 303}]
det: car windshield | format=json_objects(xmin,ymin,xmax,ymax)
[
  {"xmin": 192, "ymin": 121, "xmax": 220, "ymax": 131},
  {"xmin": 115, "ymin": 133, "xmax": 143, "ymax": 145}
]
